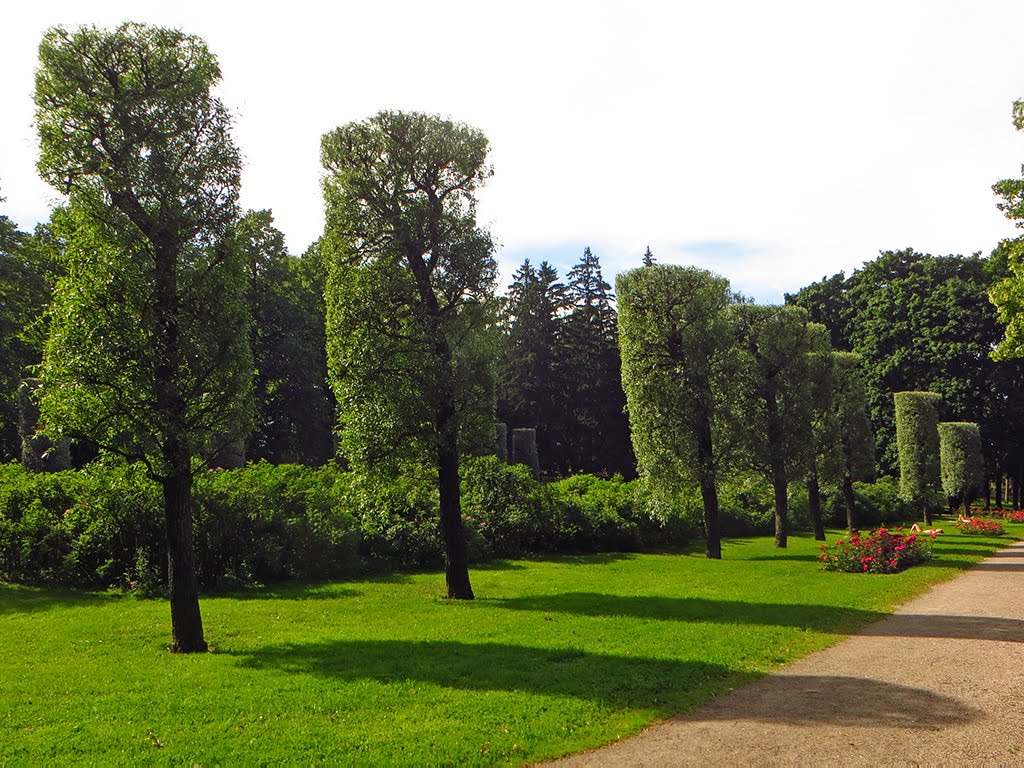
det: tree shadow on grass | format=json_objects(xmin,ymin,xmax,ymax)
[
  {"xmin": 0, "ymin": 583, "xmax": 121, "ymax": 615},
  {"xmin": 226, "ymin": 638, "xmax": 757, "ymax": 709},
  {"xmin": 489, "ymin": 593, "xmax": 886, "ymax": 632},
  {"xmin": 742, "ymin": 553, "xmax": 822, "ymax": 563},
  {"xmin": 209, "ymin": 585, "xmax": 363, "ymax": 601},
  {"xmin": 676, "ymin": 674, "xmax": 980, "ymax": 727}
]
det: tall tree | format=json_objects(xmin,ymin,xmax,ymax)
[
  {"xmin": 826, "ymin": 352, "xmax": 876, "ymax": 532},
  {"xmin": 320, "ymin": 110, "xmax": 497, "ymax": 600},
  {"xmin": 34, "ymin": 23, "xmax": 251, "ymax": 652},
  {"xmin": 642, "ymin": 245, "xmax": 656, "ymax": 267},
  {"xmin": 498, "ymin": 259, "xmax": 567, "ymax": 473},
  {"xmin": 561, "ymin": 247, "xmax": 633, "ymax": 477},
  {"xmin": 242, "ymin": 211, "xmax": 334, "ymax": 465},
  {"xmin": 730, "ymin": 304, "xmax": 818, "ymax": 548},
  {"xmin": 617, "ymin": 265, "xmax": 734, "ymax": 559},
  {"xmin": 938, "ymin": 422, "xmax": 984, "ymax": 517},
  {"xmin": 894, "ymin": 391, "xmax": 943, "ymax": 525}
]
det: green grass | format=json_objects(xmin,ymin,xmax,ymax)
[{"xmin": 1, "ymin": 524, "xmax": 1019, "ymax": 765}]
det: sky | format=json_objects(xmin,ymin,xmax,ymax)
[{"xmin": 2, "ymin": 0, "xmax": 1024, "ymax": 302}]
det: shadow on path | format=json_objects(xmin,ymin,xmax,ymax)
[
  {"xmin": 676, "ymin": 674, "xmax": 981, "ymax": 728},
  {"xmin": 858, "ymin": 613, "xmax": 1024, "ymax": 642}
]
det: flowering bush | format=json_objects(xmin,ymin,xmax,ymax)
[
  {"xmin": 954, "ymin": 516, "xmax": 1005, "ymax": 535},
  {"xmin": 972, "ymin": 508, "xmax": 1024, "ymax": 523},
  {"xmin": 819, "ymin": 526, "xmax": 935, "ymax": 574}
]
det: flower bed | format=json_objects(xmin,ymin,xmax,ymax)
[
  {"xmin": 971, "ymin": 507, "xmax": 1024, "ymax": 523},
  {"xmin": 819, "ymin": 527, "xmax": 935, "ymax": 574},
  {"xmin": 954, "ymin": 516, "xmax": 1005, "ymax": 535}
]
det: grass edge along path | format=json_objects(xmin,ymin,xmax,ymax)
[{"xmin": 0, "ymin": 523, "xmax": 1019, "ymax": 765}]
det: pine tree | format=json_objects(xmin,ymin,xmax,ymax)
[
  {"xmin": 642, "ymin": 245, "xmax": 656, "ymax": 267},
  {"xmin": 498, "ymin": 259, "xmax": 567, "ymax": 474},
  {"xmin": 561, "ymin": 247, "xmax": 634, "ymax": 476}
]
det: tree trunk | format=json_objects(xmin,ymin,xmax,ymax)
[
  {"xmin": 841, "ymin": 475, "xmax": 857, "ymax": 533},
  {"xmin": 693, "ymin": 397, "xmax": 721, "ymax": 559},
  {"xmin": 765, "ymin": 392, "xmax": 788, "ymax": 548},
  {"xmin": 922, "ymin": 503, "xmax": 933, "ymax": 527},
  {"xmin": 995, "ymin": 472, "xmax": 1003, "ymax": 510},
  {"xmin": 439, "ymin": 433, "xmax": 474, "ymax": 600},
  {"xmin": 162, "ymin": 447, "xmax": 206, "ymax": 653},
  {"xmin": 807, "ymin": 471, "xmax": 825, "ymax": 541}
]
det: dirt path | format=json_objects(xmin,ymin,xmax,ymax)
[{"xmin": 555, "ymin": 540, "xmax": 1024, "ymax": 766}]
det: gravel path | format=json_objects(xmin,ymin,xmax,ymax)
[{"xmin": 555, "ymin": 540, "xmax": 1024, "ymax": 766}]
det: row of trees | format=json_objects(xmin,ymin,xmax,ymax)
[{"xmin": 617, "ymin": 266, "xmax": 876, "ymax": 559}]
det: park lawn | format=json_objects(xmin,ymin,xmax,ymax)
[{"xmin": 0, "ymin": 523, "xmax": 1019, "ymax": 765}]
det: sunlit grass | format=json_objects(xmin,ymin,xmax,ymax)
[{"xmin": 1, "ymin": 523, "xmax": 1018, "ymax": 765}]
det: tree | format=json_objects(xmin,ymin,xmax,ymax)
[
  {"xmin": 730, "ymin": 304, "xmax": 818, "ymax": 548},
  {"xmin": 938, "ymin": 422, "xmax": 984, "ymax": 517},
  {"xmin": 242, "ymin": 211, "xmax": 334, "ymax": 465},
  {"xmin": 617, "ymin": 265, "xmax": 734, "ymax": 559},
  {"xmin": 560, "ymin": 247, "xmax": 633, "ymax": 477},
  {"xmin": 894, "ymin": 391, "xmax": 942, "ymax": 525},
  {"xmin": 498, "ymin": 259, "xmax": 568, "ymax": 473},
  {"xmin": 320, "ymin": 110, "xmax": 497, "ymax": 600},
  {"xmin": 642, "ymin": 245, "xmax": 655, "ymax": 267},
  {"xmin": 34, "ymin": 23, "xmax": 251, "ymax": 652},
  {"xmin": 827, "ymin": 353, "xmax": 876, "ymax": 532}
]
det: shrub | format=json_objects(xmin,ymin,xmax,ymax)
[
  {"xmin": 819, "ymin": 526, "xmax": 935, "ymax": 573},
  {"xmin": 954, "ymin": 517, "xmax": 1004, "ymax": 536}
]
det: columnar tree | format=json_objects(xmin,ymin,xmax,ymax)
[
  {"xmin": 938, "ymin": 422, "xmax": 983, "ymax": 516},
  {"xmin": 34, "ymin": 24, "xmax": 252, "ymax": 652},
  {"xmin": 730, "ymin": 304, "xmax": 817, "ymax": 548},
  {"xmin": 894, "ymin": 391, "xmax": 943, "ymax": 525},
  {"xmin": 617, "ymin": 265, "xmax": 733, "ymax": 559},
  {"xmin": 828, "ymin": 352, "xmax": 877, "ymax": 532},
  {"xmin": 803, "ymin": 325, "xmax": 835, "ymax": 541},
  {"xmin": 321, "ymin": 110, "xmax": 497, "ymax": 600}
]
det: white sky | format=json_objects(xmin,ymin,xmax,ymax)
[{"xmin": 2, "ymin": 0, "xmax": 1023, "ymax": 302}]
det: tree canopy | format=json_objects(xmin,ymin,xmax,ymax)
[
  {"xmin": 320, "ymin": 110, "xmax": 498, "ymax": 600},
  {"xmin": 34, "ymin": 22, "xmax": 251, "ymax": 652}
]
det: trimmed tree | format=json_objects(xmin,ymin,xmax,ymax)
[
  {"xmin": 34, "ymin": 23, "xmax": 252, "ymax": 652},
  {"xmin": 894, "ymin": 391, "xmax": 943, "ymax": 525},
  {"xmin": 829, "ymin": 352, "xmax": 876, "ymax": 532},
  {"xmin": 730, "ymin": 304, "xmax": 817, "ymax": 548},
  {"xmin": 938, "ymin": 422, "xmax": 984, "ymax": 517},
  {"xmin": 617, "ymin": 265, "xmax": 733, "ymax": 559},
  {"xmin": 320, "ymin": 110, "xmax": 497, "ymax": 600}
]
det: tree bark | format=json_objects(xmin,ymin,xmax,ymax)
[
  {"xmin": 765, "ymin": 391, "xmax": 788, "ymax": 548},
  {"xmin": 841, "ymin": 475, "xmax": 857, "ymax": 533},
  {"xmin": 995, "ymin": 473, "xmax": 1003, "ymax": 510},
  {"xmin": 162, "ymin": 444, "xmax": 206, "ymax": 653},
  {"xmin": 693, "ymin": 396, "xmax": 721, "ymax": 559},
  {"xmin": 807, "ymin": 471, "xmax": 825, "ymax": 541},
  {"xmin": 439, "ymin": 432, "xmax": 474, "ymax": 600}
]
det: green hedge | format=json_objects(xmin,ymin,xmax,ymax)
[{"xmin": 0, "ymin": 458, "xmax": 696, "ymax": 591}]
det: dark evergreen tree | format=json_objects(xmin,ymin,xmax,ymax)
[
  {"xmin": 560, "ymin": 247, "xmax": 634, "ymax": 477},
  {"xmin": 241, "ymin": 211, "xmax": 335, "ymax": 465},
  {"xmin": 497, "ymin": 259, "xmax": 567, "ymax": 474},
  {"xmin": 642, "ymin": 245, "xmax": 656, "ymax": 267}
]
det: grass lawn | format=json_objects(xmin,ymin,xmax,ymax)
[{"xmin": 1, "ymin": 523, "xmax": 1020, "ymax": 765}]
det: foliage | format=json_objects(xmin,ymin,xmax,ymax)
[
  {"xmin": 937, "ymin": 422, "xmax": 983, "ymax": 508},
  {"xmin": 953, "ymin": 516, "xmax": 1005, "ymax": 535},
  {"xmin": 818, "ymin": 526, "xmax": 935, "ymax": 574},
  {"xmin": 34, "ymin": 22, "xmax": 253, "ymax": 650},
  {"xmin": 893, "ymin": 391, "xmax": 943, "ymax": 519},
  {"xmin": 320, "ymin": 110, "xmax": 500, "ymax": 598},
  {"xmin": 788, "ymin": 249, "xmax": 1023, "ymax": 476},
  {"xmin": 617, "ymin": 265, "xmax": 735, "ymax": 558},
  {"xmin": 242, "ymin": 211, "xmax": 335, "ymax": 465},
  {"xmin": 0, "ymin": 217, "xmax": 62, "ymax": 460},
  {"xmin": 0, "ymin": 458, "xmax": 697, "ymax": 589},
  {"xmin": 729, "ymin": 303, "xmax": 820, "ymax": 547}
]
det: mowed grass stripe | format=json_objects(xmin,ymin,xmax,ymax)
[{"xmin": 1, "ymin": 526, "xmax": 1016, "ymax": 765}]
